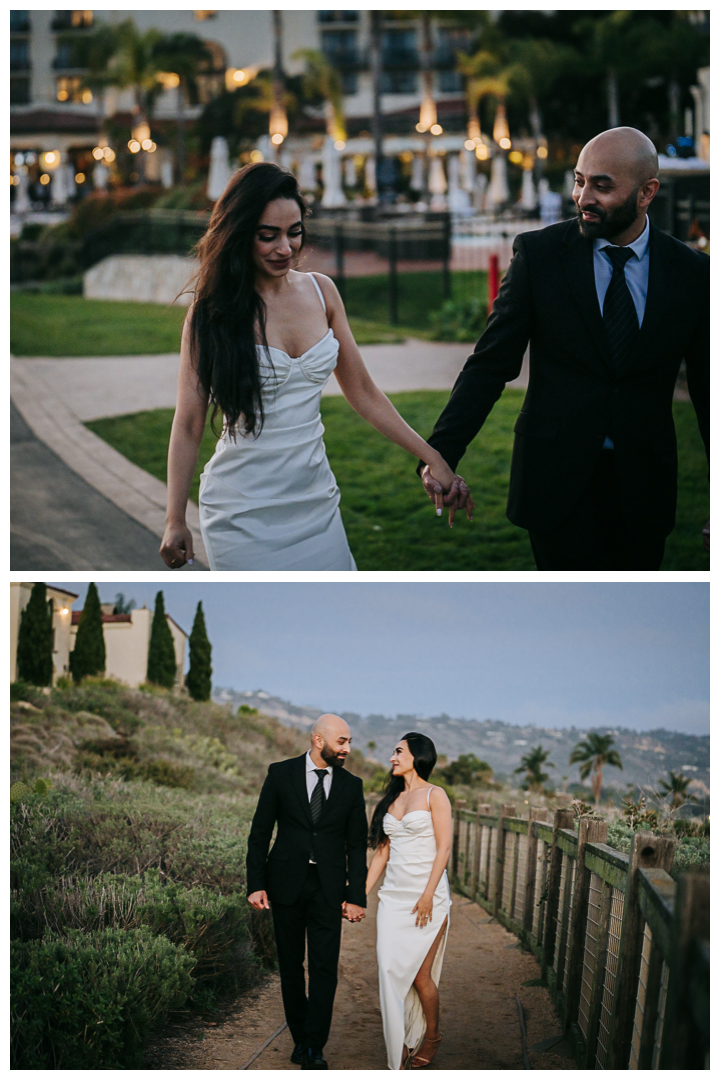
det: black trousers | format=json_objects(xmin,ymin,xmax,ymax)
[
  {"xmin": 529, "ymin": 451, "xmax": 666, "ymax": 571},
  {"xmin": 271, "ymin": 865, "xmax": 342, "ymax": 1050}
]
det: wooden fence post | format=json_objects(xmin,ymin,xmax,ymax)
[
  {"xmin": 608, "ymin": 832, "xmax": 676, "ymax": 1070},
  {"xmin": 583, "ymin": 878, "xmax": 613, "ymax": 1069},
  {"xmin": 523, "ymin": 807, "xmax": 547, "ymax": 936},
  {"xmin": 472, "ymin": 805, "xmax": 491, "ymax": 899},
  {"xmin": 636, "ymin": 928, "xmax": 666, "ymax": 1069},
  {"xmin": 483, "ymin": 806, "xmax": 495, "ymax": 902},
  {"xmin": 541, "ymin": 808, "xmax": 574, "ymax": 977},
  {"xmin": 659, "ymin": 871, "xmax": 710, "ymax": 1070},
  {"xmin": 493, "ymin": 804, "xmax": 516, "ymax": 917},
  {"xmin": 563, "ymin": 816, "xmax": 608, "ymax": 1031},
  {"xmin": 451, "ymin": 799, "xmax": 466, "ymax": 881}
]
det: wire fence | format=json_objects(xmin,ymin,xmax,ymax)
[{"xmin": 450, "ymin": 802, "xmax": 709, "ymax": 1070}]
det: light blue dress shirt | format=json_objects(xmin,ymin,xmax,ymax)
[{"xmin": 593, "ymin": 215, "xmax": 650, "ymax": 448}]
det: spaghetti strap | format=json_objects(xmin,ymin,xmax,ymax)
[
  {"xmin": 307, "ymin": 272, "xmax": 327, "ymax": 315},
  {"xmin": 426, "ymin": 785, "xmax": 434, "ymax": 808}
]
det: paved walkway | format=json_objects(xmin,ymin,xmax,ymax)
[
  {"xmin": 10, "ymin": 340, "xmax": 527, "ymax": 570},
  {"xmin": 10, "ymin": 404, "xmax": 202, "ymax": 571},
  {"xmin": 145, "ymin": 886, "xmax": 576, "ymax": 1070}
]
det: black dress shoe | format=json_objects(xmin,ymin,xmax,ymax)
[
  {"xmin": 291, "ymin": 1042, "xmax": 305, "ymax": 1065},
  {"xmin": 302, "ymin": 1047, "xmax": 328, "ymax": 1069}
]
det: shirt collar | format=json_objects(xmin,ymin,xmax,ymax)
[
  {"xmin": 594, "ymin": 214, "xmax": 650, "ymax": 261},
  {"xmin": 306, "ymin": 749, "xmax": 332, "ymax": 775}
]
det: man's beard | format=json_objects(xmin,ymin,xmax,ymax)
[
  {"xmin": 321, "ymin": 745, "xmax": 346, "ymax": 768},
  {"xmin": 577, "ymin": 188, "xmax": 641, "ymax": 240}
]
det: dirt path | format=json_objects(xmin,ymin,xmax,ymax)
[{"xmin": 145, "ymin": 887, "xmax": 576, "ymax": 1070}]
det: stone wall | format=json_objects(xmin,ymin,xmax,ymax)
[{"xmin": 83, "ymin": 254, "xmax": 199, "ymax": 305}]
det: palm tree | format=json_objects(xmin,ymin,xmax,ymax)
[
  {"xmin": 658, "ymin": 770, "xmax": 691, "ymax": 810},
  {"xmin": 293, "ymin": 49, "xmax": 346, "ymax": 143},
  {"xmin": 514, "ymin": 744, "xmax": 555, "ymax": 793},
  {"xmin": 503, "ymin": 37, "xmax": 577, "ymax": 140},
  {"xmin": 456, "ymin": 48, "xmax": 510, "ymax": 145},
  {"xmin": 569, "ymin": 733, "xmax": 623, "ymax": 806},
  {"xmin": 151, "ymin": 32, "xmax": 213, "ymax": 183}
]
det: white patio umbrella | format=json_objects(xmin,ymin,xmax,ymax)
[
  {"xmin": 520, "ymin": 166, "xmax": 537, "ymax": 210},
  {"xmin": 462, "ymin": 147, "xmax": 476, "ymax": 193},
  {"xmin": 411, "ymin": 153, "xmax": 424, "ymax": 193},
  {"xmin": 207, "ymin": 136, "xmax": 231, "ymax": 201},
  {"xmin": 299, "ymin": 155, "xmax": 317, "ymax": 192},
  {"xmin": 428, "ymin": 154, "xmax": 447, "ymax": 210},
  {"xmin": 51, "ymin": 154, "xmax": 69, "ymax": 205},
  {"xmin": 321, "ymin": 136, "xmax": 346, "ymax": 207},
  {"xmin": 486, "ymin": 153, "xmax": 509, "ymax": 207},
  {"xmin": 474, "ymin": 173, "xmax": 488, "ymax": 212},
  {"xmin": 161, "ymin": 157, "xmax": 173, "ymax": 189},
  {"xmin": 344, "ymin": 155, "xmax": 357, "ymax": 188},
  {"xmin": 93, "ymin": 161, "xmax": 109, "ymax": 190},
  {"xmin": 364, "ymin": 155, "xmax": 376, "ymax": 193},
  {"xmin": 14, "ymin": 170, "xmax": 31, "ymax": 213},
  {"xmin": 447, "ymin": 153, "xmax": 470, "ymax": 212}
]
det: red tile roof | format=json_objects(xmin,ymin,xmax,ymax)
[{"xmin": 71, "ymin": 612, "xmax": 132, "ymax": 624}]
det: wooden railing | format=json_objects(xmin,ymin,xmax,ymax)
[{"xmin": 451, "ymin": 802, "xmax": 709, "ymax": 1069}]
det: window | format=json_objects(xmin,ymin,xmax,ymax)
[
  {"xmin": 321, "ymin": 29, "xmax": 359, "ymax": 66},
  {"xmin": 10, "ymin": 39, "xmax": 30, "ymax": 71},
  {"xmin": 438, "ymin": 70, "xmax": 462, "ymax": 93},
  {"xmin": 11, "ymin": 76, "xmax": 30, "ymax": 104},
  {"xmin": 197, "ymin": 39, "xmax": 226, "ymax": 104},
  {"xmin": 434, "ymin": 27, "xmax": 471, "ymax": 67},
  {"xmin": 53, "ymin": 42, "xmax": 75, "ymax": 70},
  {"xmin": 382, "ymin": 29, "xmax": 418, "ymax": 67},
  {"xmin": 10, "ymin": 11, "xmax": 30, "ymax": 32},
  {"xmin": 56, "ymin": 75, "xmax": 92, "ymax": 103},
  {"xmin": 381, "ymin": 70, "xmax": 418, "ymax": 94},
  {"xmin": 340, "ymin": 71, "xmax": 358, "ymax": 94},
  {"xmin": 193, "ymin": 10, "xmax": 217, "ymax": 19},
  {"xmin": 52, "ymin": 11, "xmax": 93, "ymax": 31},
  {"xmin": 318, "ymin": 11, "xmax": 359, "ymax": 23}
]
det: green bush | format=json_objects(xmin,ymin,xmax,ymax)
[
  {"xmin": 51, "ymin": 680, "xmax": 143, "ymax": 734},
  {"xmin": 10, "ymin": 680, "xmax": 33, "ymax": 702},
  {"xmin": 11, "ymin": 926, "xmax": 194, "ymax": 1069},
  {"xmin": 429, "ymin": 296, "xmax": 487, "ymax": 342},
  {"xmin": 606, "ymin": 820, "xmax": 710, "ymax": 880}
]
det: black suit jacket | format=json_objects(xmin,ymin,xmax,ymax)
[
  {"xmin": 246, "ymin": 755, "xmax": 368, "ymax": 908},
  {"xmin": 425, "ymin": 218, "xmax": 709, "ymax": 539}
]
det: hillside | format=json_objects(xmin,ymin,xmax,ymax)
[{"xmin": 215, "ymin": 688, "xmax": 710, "ymax": 799}]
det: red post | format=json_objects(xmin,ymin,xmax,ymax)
[{"xmin": 487, "ymin": 253, "xmax": 500, "ymax": 314}]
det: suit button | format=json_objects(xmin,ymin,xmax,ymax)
[{"xmin": 313, "ymin": 831, "xmax": 317, "ymax": 836}]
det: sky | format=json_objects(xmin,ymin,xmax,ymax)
[{"xmin": 49, "ymin": 582, "xmax": 709, "ymax": 736}]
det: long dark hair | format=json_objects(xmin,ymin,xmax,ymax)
[
  {"xmin": 368, "ymin": 732, "xmax": 438, "ymax": 848},
  {"xmin": 188, "ymin": 161, "xmax": 308, "ymax": 438}
]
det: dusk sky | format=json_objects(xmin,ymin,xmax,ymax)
[{"xmin": 50, "ymin": 582, "xmax": 709, "ymax": 736}]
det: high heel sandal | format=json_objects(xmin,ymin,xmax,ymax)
[{"xmin": 410, "ymin": 1034, "xmax": 442, "ymax": 1069}]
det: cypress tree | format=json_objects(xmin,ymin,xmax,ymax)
[
  {"xmin": 147, "ymin": 591, "xmax": 177, "ymax": 689},
  {"xmin": 16, "ymin": 582, "xmax": 54, "ymax": 686},
  {"xmin": 69, "ymin": 582, "xmax": 106, "ymax": 683},
  {"xmin": 186, "ymin": 601, "xmax": 212, "ymax": 701}
]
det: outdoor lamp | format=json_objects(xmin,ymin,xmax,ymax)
[
  {"xmin": 475, "ymin": 143, "xmax": 489, "ymax": 161},
  {"xmin": 128, "ymin": 140, "xmax": 141, "ymax": 153},
  {"xmin": 157, "ymin": 72, "xmax": 180, "ymax": 90},
  {"xmin": 269, "ymin": 104, "xmax": 288, "ymax": 146},
  {"xmin": 537, "ymin": 145, "xmax": 548, "ymax": 160},
  {"xmin": 493, "ymin": 103, "xmax": 511, "ymax": 149},
  {"xmin": 508, "ymin": 150, "xmax": 523, "ymax": 165},
  {"xmin": 103, "ymin": 147, "xmax": 116, "ymax": 162},
  {"xmin": 41, "ymin": 151, "xmax": 60, "ymax": 170},
  {"xmin": 467, "ymin": 117, "xmax": 481, "ymax": 144},
  {"xmin": 92, "ymin": 146, "xmax": 104, "ymax": 160},
  {"xmin": 417, "ymin": 92, "xmax": 437, "ymax": 135},
  {"xmin": 132, "ymin": 120, "xmax": 151, "ymax": 145},
  {"xmin": 39, "ymin": 174, "xmax": 51, "ymax": 185}
]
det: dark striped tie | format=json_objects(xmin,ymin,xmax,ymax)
[
  {"xmin": 310, "ymin": 769, "xmax": 328, "ymax": 824},
  {"xmin": 602, "ymin": 245, "xmax": 639, "ymax": 368}
]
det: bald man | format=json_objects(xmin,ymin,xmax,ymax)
[
  {"xmin": 420, "ymin": 126, "xmax": 709, "ymax": 569},
  {"xmin": 246, "ymin": 714, "xmax": 367, "ymax": 1069}
]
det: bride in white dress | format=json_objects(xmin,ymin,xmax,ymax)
[
  {"xmin": 160, "ymin": 162, "xmax": 470, "ymax": 570},
  {"xmin": 366, "ymin": 733, "xmax": 452, "ymax": 1070}
]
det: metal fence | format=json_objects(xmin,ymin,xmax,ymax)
[{"xmin": 451, "ymin": 803, "xmax": 709, "ymax": 1069}]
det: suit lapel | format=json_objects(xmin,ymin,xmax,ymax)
[
  {"xmin": 560, "ymin": 219, "xmax": 610, "ymax": 369},
  {"xmin": 293, "ymin": 755, "xmax": 314, "ymax": 827},
  {"xmin": 618, "ymin": 223, "xmax": 677, "ymax": 376},
  {"xmin": 324, "ymin": 764, "xmax": 346, "ymax": 815}
]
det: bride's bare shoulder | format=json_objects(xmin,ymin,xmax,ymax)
[{"xmin": 429, "ymin": 784, "xmax": 451, "ymax": 809}]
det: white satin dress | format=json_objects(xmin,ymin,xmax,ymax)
[
  {"xmin": 376, "ymin": 788, "xmax": 452, "ymax": 1071},
  {"xmin": 198, "ymin": 274, "xmax": 357, "ymax": 570}
]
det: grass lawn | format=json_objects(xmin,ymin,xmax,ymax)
[
  {"xmin": 10, "ymin": 270, "xmax": 487, "ymax": 356},
  {"xmin": 87, "ymin": 391, "xmax": 709, "ymax": 571}
]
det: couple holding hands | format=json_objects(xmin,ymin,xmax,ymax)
[
  {"xmin": 246, "ymin": 715, "xmax": 451, "ymax": 1071},
  {"xmin": 161, "ymin": 126, "xmax": 708, "ymax": 573}
]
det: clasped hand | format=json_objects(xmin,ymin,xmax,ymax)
[
  {"xmin": 342, "ymin": 901, "xmax": 365, "ymax": 923},
  {"xmin": 420, "ymin": 466, "xmax": 475, "ymax": 528}
]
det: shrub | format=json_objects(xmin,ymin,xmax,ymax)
[
  {"xmin": 11, "ymin": 926, "xmax": 194, "ymax": 1069},
  {"xmin": 16, "ymin": 583, "xmax": 54, "ymax": 687},
  {"xmin": 69, "ymin": 582, "xmax": 106, "ymax": 683},
  {"xmin": 10, "ymin": 680, "xmax": 34, "ymax": 702},
  {"xmin": 429, "ymin": 296, "xmax": 487, "ymax": 342}
]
